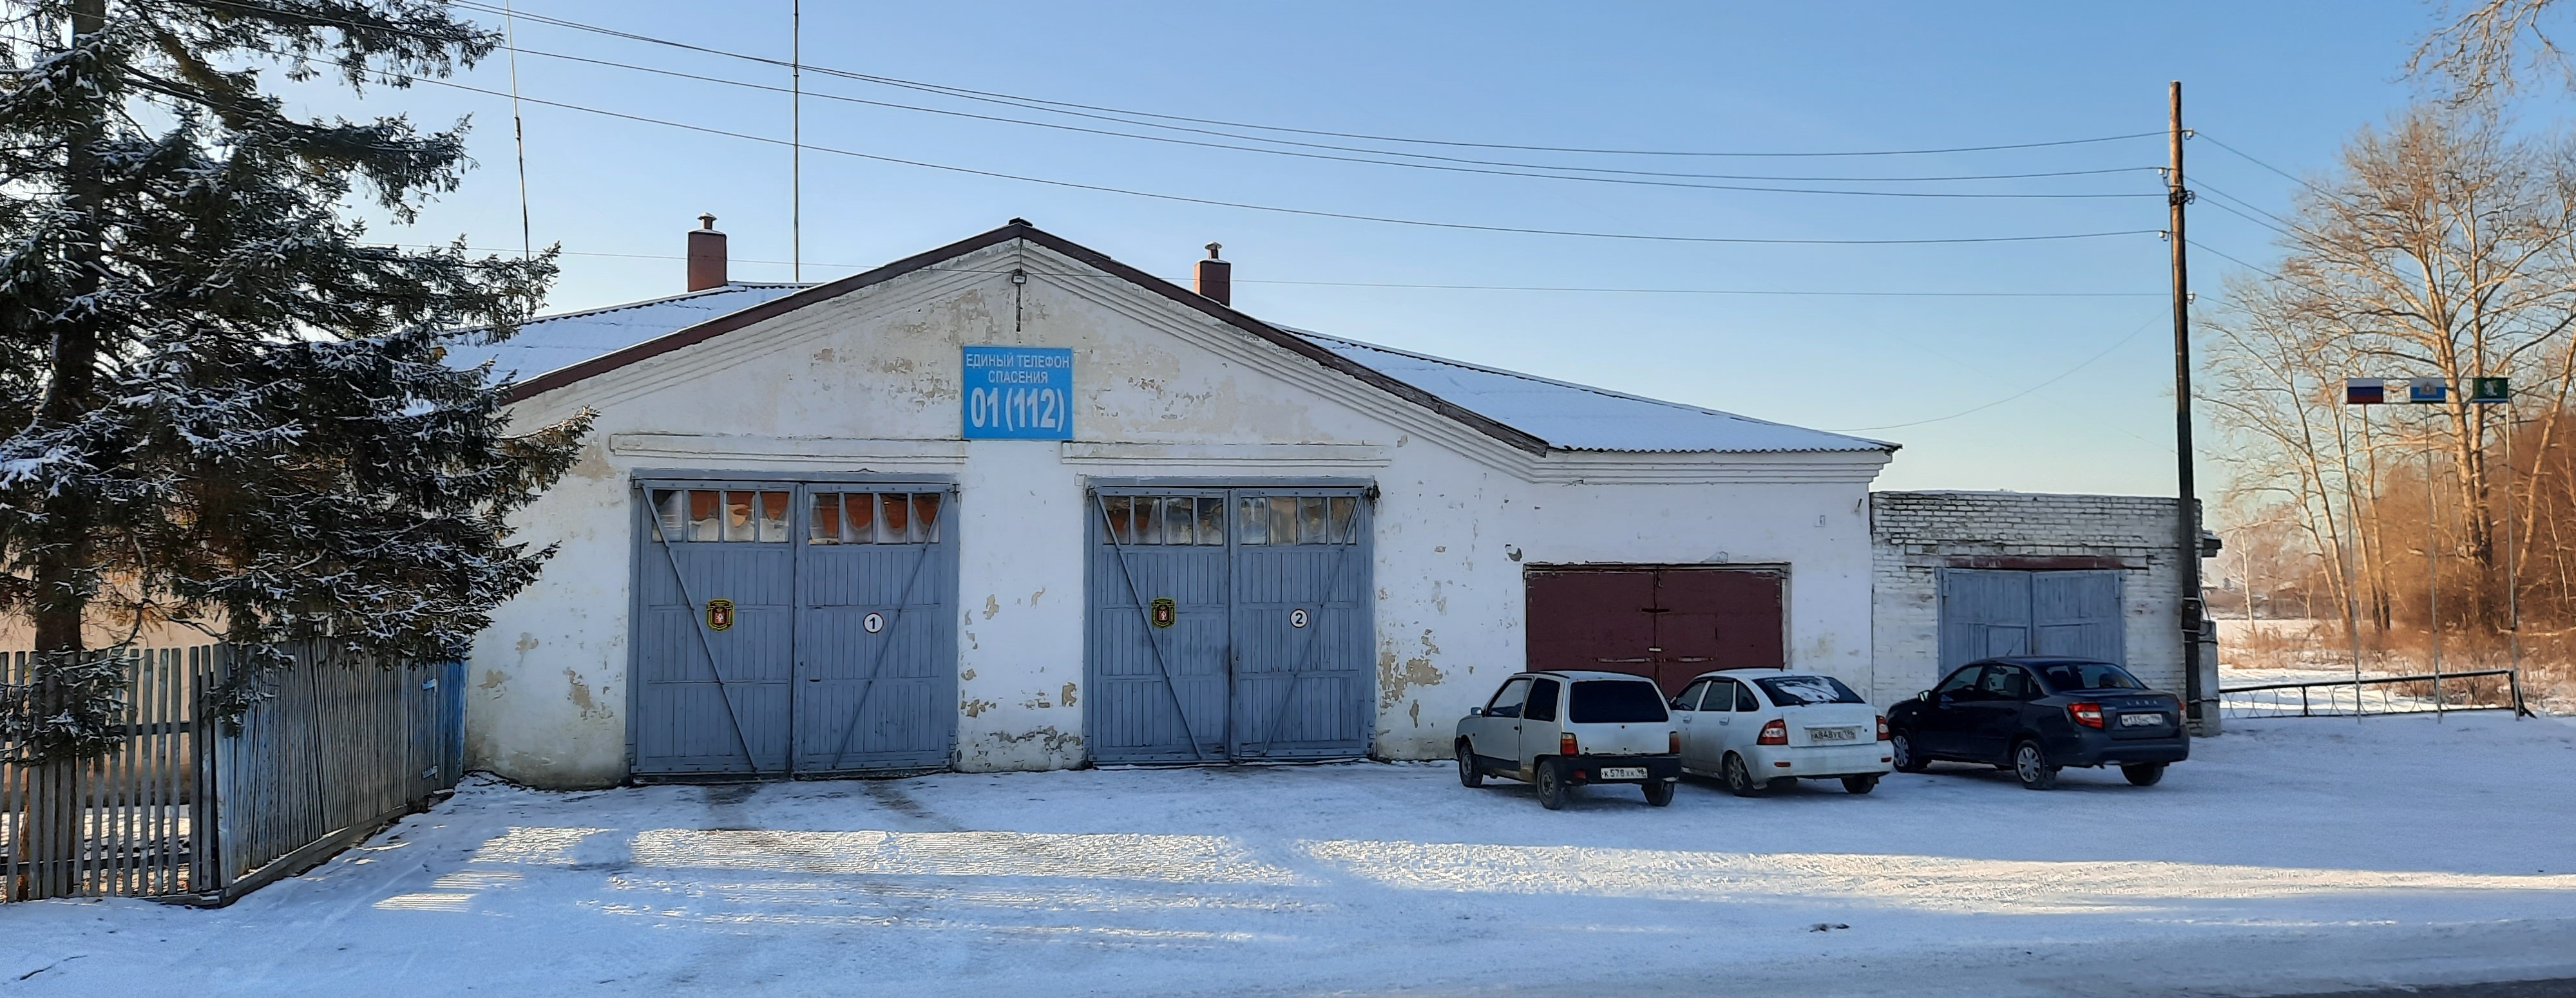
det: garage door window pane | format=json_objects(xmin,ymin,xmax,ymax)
[
  {"xmin": 653, "ymin": 489, "xmax": 687, "ymax": 541},
  {"xmin": 810, "ymin": 493, "xmax": 843, "ymax": 544},
  {"xmin": 1196, "ymin": 498, "xmax": 1225, "ymax": 545},
  {"xmin": 1328, "ymin": 496, "xmax": 1357, "ymax": 543},
  {"xmin": 1237, "ymin": 497, "xmax": 1267, "ymax": 545},
  {"xmin": 912, "ymin": 493, "xmax": 942, "ymax": 543},
  {"xmin": 688, "ymin": 490, "xmax": 721, "ymax": 541},
  {"xmin": 844, "ymin": 493, "xmax": 876, "ymax": 544},
  {"xmin": 1297, "ymin": 498, "xmax": 1326, "ymax": 544},
  {"xmin": 879, "ymin": 493, "xmax": 911, "ymax": 543},
  {"xmin": 1267, "ymin": 497, "xmax": 1297, "ymax": 545},
  {"xmin": 1161, "ymin": 496, "xmax": 1192, "ymax": 545},
  {"xmin": 756, "ymin": 491, "xmax": 791, "ymax": 542}
]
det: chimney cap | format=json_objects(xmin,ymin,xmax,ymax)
[
  {"xmin": 1205, "ymin": 242, "xmax": 1222, "ymax": 259},
  {"xmin": 698, "ymin": 212, "xmax": 718, "ymax": 231}
]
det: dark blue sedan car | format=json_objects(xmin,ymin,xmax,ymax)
[{"xmin": 1885, "ymin": 657, "xmax": 2188, "ymax": 789}]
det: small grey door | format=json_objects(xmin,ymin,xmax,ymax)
[
  {"xmin": 1938, "ymin": 569, "xmax": 2124, "ymax": 675},
  {"xmin": 633, "ymin": 481, "xmax": 957, "ymax": 779},
  {"xmin": 1087, "ymin": 486, "xmax": 1373, "ymax": 765}
]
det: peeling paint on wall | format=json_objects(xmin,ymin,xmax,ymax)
[
  {"xmin": 961, "ymin": 698, "xmax": 998, "ymax": 718},
  {"xmin": 1059, "ymin": 682, "xmax": 1078, "ymax": 707},
  {"xmin": 1376, "ymin": 629, "xmax": 1445, "ymax": 711},
  {"xmin": 564, "ymin": 668, "xmax": 611, "ymax": 720},
  {"xmin": 983, "ymin": 595, "xmax": 1001, "ymax": 620}
]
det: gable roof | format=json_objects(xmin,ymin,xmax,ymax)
[{"xmin": 478, "ymin": 220, "xmax": 1893, "ymax": 457}]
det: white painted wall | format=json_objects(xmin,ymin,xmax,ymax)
[{"xmin": 470, "ymin": 238, "xmax": 1887, "ymax": 787}]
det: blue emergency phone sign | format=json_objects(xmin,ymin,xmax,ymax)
[{"xmin": 960, "ymin": 346, "xmax": 1074, "ymax": 440}]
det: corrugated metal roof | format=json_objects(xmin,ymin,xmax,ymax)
[
  {"xmin": 458, "ymin": 270, "xmax": 1889, "ymax": 456},
  {"xmin": 1285, "ymin": 329, "xmax": 1894, "ymax": 454},
  {"xmin": 447, "ymin": 283, "xmax": 809, "ymax": 382}
]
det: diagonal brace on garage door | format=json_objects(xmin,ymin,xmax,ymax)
[{"xmin": 1092, "ymin": 491, "xmax": 1210, "ymax": 762}]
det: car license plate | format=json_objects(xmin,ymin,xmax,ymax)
[
  {"xmin": 2119, "ymin": 713, "xmax": 2165, "ymax": 728},
  {"xmin": 1598, "ymin": 766, "xmax": 1647, "ymax": 780},
  {"xmin": 1808, "ymin": 727, "xmax": 1859, "ymax": 742}
]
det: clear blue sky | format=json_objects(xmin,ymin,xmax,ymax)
[{"xmin": 300, "ymin": 2, "xmax": 2461, "ymax": 496}]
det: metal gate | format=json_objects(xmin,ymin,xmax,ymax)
[
  {"xmin": 632, "ymin": 479, "xmax": 957, "ymax": 778},
  {"xmin": 1937, "ymin": 569, "xmax": 2124, "ymax": 674},
  {"xmin": 1086, "ymin": 485, "xmax": 1371, "ymax": 764}
]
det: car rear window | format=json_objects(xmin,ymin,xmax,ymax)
[
  {"xmin": 2034, "ymin": 662, "xmax": 2145, "ymax": 692},
  {"xmin": 1754, "ymin": 674, "xmax": 1865, "ymax": 706},
  {"xmin": 1569, "ymin": 681, "xmax": 1670, "ymax": 723}
]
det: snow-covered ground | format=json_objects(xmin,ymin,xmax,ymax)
[{"xmin": 6, "ymin": 713, "xmax": 2575, "ymax": 997}]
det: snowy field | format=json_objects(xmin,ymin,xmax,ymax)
[{"xmin": 5, "ymin": 714, "xmax": 2575, "ymax": 997}]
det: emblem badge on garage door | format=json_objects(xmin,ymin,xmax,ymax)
[
  {"xmin": 1150, "ymin": 597, "xmax": 1177, "ymax": 628},
  {"xmin": 1289, "ymin": 608, "xmax": 1310, "ymax": 628},
  {"xmin": 705, "ymin": 598, "xmax": 735, "ymax": 632},
  {"xmin": 863, "ymin": 611, "xmax": 886, "ymax": 634}
]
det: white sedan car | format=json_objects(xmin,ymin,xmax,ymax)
[{"xmin": 1671, "ymin": 669, "xmax": 1893, "ymax": 795}]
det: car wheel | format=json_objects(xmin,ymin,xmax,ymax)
[
  {"xmin": 1534, "ymin": 758, "xmax": 1571, "ymax": 810},
  {"xmin": 1643, "ymin": 780, "xmax": 1675, "ymax": 807},
  {"xmin": 2012, "ymin": 740, "xmax": 2059, "ymax": 791},
  {"xmin": 1456, "ymin": 741, "xmax": 1485, "ymax": 788},
  {"xmin": 2121, "ymin": 762, "xmax": 2166, "ymax": 787},
  {"xmin": 1891, "ymin": 731, "xmax": 1929, "ymax": 773},
  {"xmin": 1841, "ymin": 774, "xmax": 1880, "ymax": 795},
  {"xmin": 1722, "ymin": 753, "xmax": 1764, "ymax": 797}
]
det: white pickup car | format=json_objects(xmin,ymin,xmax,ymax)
[{"xmin": 1455, "ymin": 670, "xmax": 1682, "ymax": 809}]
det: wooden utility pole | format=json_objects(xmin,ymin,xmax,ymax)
[{"xmin": 2168, "ymin": 80, "xmax": 2207, "ymax": 726}]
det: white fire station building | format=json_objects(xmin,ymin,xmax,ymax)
[{"xmin": 458, "ymin": 219, "xmax": 1906, "ymax": 787}]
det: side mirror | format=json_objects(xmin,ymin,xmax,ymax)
[
  {"xmin": 1669, "ymin": 697, "xmax": 1687, "ymax": 710},
  {"xmin": 1467, "ymin": 707, "xmax": 1485, "ymax": 717},
  {"xmin": 1915, "ymin": 690, "xmax": 1931, "ymax": 703}
]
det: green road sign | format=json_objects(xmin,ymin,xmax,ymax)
[{"xmin": 2470, "ymin": 377, "xmax": 2510, "ymax": 404}]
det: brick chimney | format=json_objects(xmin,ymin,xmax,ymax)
[
  {"xmin": 686, "ymin": 213, "xmax": 727, "ymax": 292},
  {"xmin": 1194, "ymin": 242, "xmax": 1232, "ymax": 306}
]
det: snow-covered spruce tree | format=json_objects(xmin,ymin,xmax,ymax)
[{"xmin": 0, "ymin": 0, "xmax": 589, "ymax": 763}]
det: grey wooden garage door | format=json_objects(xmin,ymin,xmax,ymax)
[
  {"xmin": 1087, "ymin": 487, "xmax": 1371, "ymax": 764},
  {"xmin": 633, "ymin": 480, "xmax": 956, "ymax": 778},
  {"xmin": 1937, "ymin": 569, "xmax": 2124, "ymax": 673}
]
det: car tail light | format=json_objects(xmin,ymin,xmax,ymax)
[
  {"xmin": 1876, "ymin": 715, "xmax": 1891, "ymax": 741},
  {"xmin": 2069, "ymin": 701, "xmax": 2104, "ymax": 729},
  {"xmin": 1560, "ymin": 732, "xmax": 1579, "ymax": 757},
  {"xmin": 1757, "ymin": 719, "xmax": 1788, "ymax": 745},
  {"xmin": 1668, "ymin": 731, "xmax": 1681, "ymax": 755}
]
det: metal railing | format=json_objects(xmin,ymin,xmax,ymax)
[
  {"xmin": 2217, "ymin": 668, "xmax": 2527, "ymax": 720},
  {"xmin": 1, "ymin": 642, "xmax": 463, "ymax": 904}
]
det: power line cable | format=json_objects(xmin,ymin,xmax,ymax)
[
  {"xmin": 1837, "ymin": 312, "xmax": 2164, "ymax": 431},
  {"xmin": 444, "ymin": 0, "xmax": 2163, "ymax": 162},
  {"xmin": 379, "ymin": 243, "xmax": 2162, "ymax": 296},
  {"xmin": 444, "ymin": 36, "xmax": 2157, "ymax": 199},
  {"xmin": 311, "ymin": 55, "xmax": 2158, "ymax": 247},
  {"xmin": 189, "ymin": 0, "xmax": 2159, "ymax": 198}
]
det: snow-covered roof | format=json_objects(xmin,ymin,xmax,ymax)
[
  {"xmin": 1285, "ymin": 329, "xmax": 1891, "ymax": 454},
  {"xmin": 447, "ymin": 283, "xmax": 808, "ymax": 382},
  {"xmin": 461, "ymin": 224, "xmax": 1889, "ymax": 457}
]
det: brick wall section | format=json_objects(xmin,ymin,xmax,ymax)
[{"xmin": 1869, "ymin": 491, "xmax": 2189, "ymax": 706}]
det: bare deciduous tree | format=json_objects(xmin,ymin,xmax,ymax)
[{"xmin": 2414, "ymin": 0, "xmax": 2571, "ymax": 103}]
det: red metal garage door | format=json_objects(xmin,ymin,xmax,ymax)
[{"xmin": 1524, "ymin": 567, "xmax": 1785, "ymax": 695}]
